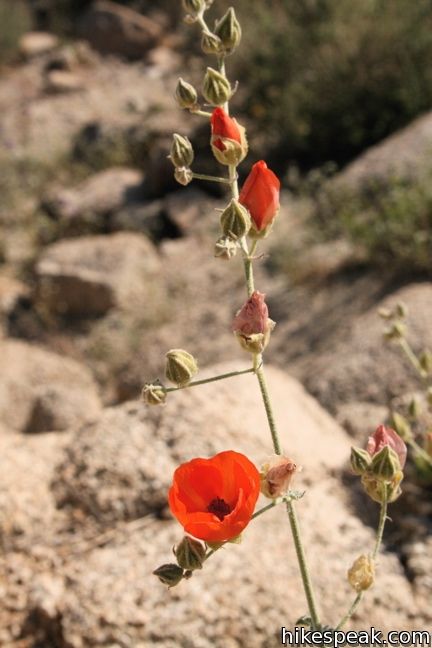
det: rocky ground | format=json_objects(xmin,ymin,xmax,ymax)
[{"xmin": 0, "ymin": 3, "xmax": 431, "ymax": 646}]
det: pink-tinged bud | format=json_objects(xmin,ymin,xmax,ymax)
[
  {"xmin": 366, "ymin": 424, "xmax": 407, "ymax": 470},
  {"xmin": 260, "ymin": 455, "xmax": 299, "ymax": 499},
  {"xmin": 232, "ymin": 291, "xmax": 275, "ymax": 354},
  {"xmin": 210, "ymin": 108, "xmax": 248, "ymax": 166},
  {"xmin": 239, "ymin": 161, "xmax": 280, "ymax": 235}
]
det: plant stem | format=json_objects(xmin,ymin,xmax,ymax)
[
  {"xmin": 336, "ymin": 497, "xmax": 388, "ymax": 630},
  {"xmin": 201, "ymin": 22, "xmax": 321, "ymax": 631},
  {"xmin": 190, "ymin": 109, "xmax": 213, "ymax": 118},
  {"xmin": 408, "ymin": 438, "xmax": 432, "ymax": 467},
  {"xmin": 398, "ymin": 338, "xmax": 427, "ymax": 380},
  {"xmin": 192, "ymin": 172, "xmax": 230, "ymax": 184},
  {"xmin": 164, "ymin": 367, "xmax": 255, "ymax": 393}
]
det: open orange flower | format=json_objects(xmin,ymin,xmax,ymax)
[{"xmin": 168, "ymin": 450, "xmax": 260, "ymax": 542}]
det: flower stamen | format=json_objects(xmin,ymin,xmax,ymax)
[{"xmin": 207, "ymin": 497, "xmax": 232, "ymax": 520}]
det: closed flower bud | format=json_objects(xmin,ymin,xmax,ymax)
[
  {"xmin": 175, "ymin": 536, "xmax": 206, "ymax": 571},
  {"xmin": 348, "ymin": 555, "xmax": 375, "ymax": 593},
  {"xmin": 165, "ymin": 349, "xmax": 198, "ymax": 386},
  {"xmin": 260, "ymin": 455, "xmax": 299, "ymax": 498},
  {"xmin": 361, "ymin": 471, "xmax": 403, "ymax": 504},
  {"xmin": 366, "ymin": 424, "xmax": 407, "ymax": 469},
  {"xmin": 390, "ymin": 412, "xmax": 413, "ymax": 442},
  {"xmin": 182, "ymin": 0, "xmax": 204, "ymax": 15},
  {"xmin": 419, "ymin": 349, "xmax": 432, "ymax": 376},
  {"xmin": 153, "ymin": 563, "xmax": 184, "ymax": 587},
  {"xmin": 239, "ymin": 161, "xmax": 280, "ymax": 235},
  {"xmin": 350, "ymin": 447, "xmax": 371, "ymax": 476},
  {"xmin": 141, "ymin": 382, "xmax": 166, "ymax": 406},
  {"xmin": 175, "ymin": 78, "xmax": 198, "ymax": 110},
  {"xmin": 203, "ymin": 67, "xmax": 232, "ymax": 106},
  {"xmin": 220, "ymin": 199, "xmax": 251, "ymax": 239},
  {"xmin": 201, "ymin": 32, "xmax": 222, "ymax": 54},
  {"xmin": 170, "ymin": 134, "xmax": 194, "ymax": 168},
  {"xmin": 383, "ymin": 321, "xmax": 406, "ymax": 341},
  {"xmin": 370, "ymin": 445, "xmax": 401, "ymax": 481},
  {"xmin": 214, "ymin": 235, "xmax": 238, "ymax": 260},
  {"xmin": 408, "ymin": 396, "xmax": 422, "ymax": 420},
  {"xmin": 232, "ymin": 291, "xmax": 275, "ymax": 354},
  {"xmin": 214, "ymin": 7, "xmax": 242, "ymax": 53},
  {"xmin": 210, "ymin": 107, "xmax": 248, "ymax": 166},
  {"xmin": 395, "ymin": 302, "xmax": 408, "ymax": 318},
  {"xmin": 174, "ymin": 167, "xmax": 193, "ymax": 186}
]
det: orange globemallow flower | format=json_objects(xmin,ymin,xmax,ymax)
[
  {"xmin": 239, "ymin": 160, "xmax": 280, "ymax": 232},
  {"xmin": 168, "ymin": 450, "xmax": 260, "ymax": 542}
]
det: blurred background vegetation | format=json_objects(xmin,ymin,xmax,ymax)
[{"xmin": 1, "ymin": 0, "xmax": 432, "ymax": 275}]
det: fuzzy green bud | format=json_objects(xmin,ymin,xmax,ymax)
[
  {"xmin": 370, "ymin": 445, "xmax": 401, "ymax": 481},
  {"xmin": 174, "ymin": 167, "xmax": 193, "ymax": 186},
  {"xmin": 175, "ymin": 537, "xmax": 206, "ymax": 571},
  {"xmin": 203, "ymin": 67, "xmax": 232, "ymax": 106},
  {"xmin": 390, "ymin": 411, "xmax": 413, "ymax": 442},
  {"xmin": 170, "ymin": 134, "xmax": 194, "ymax": 168},
  {"xmin": 408, "ymin": 396, "xmax": 422, "ymax": 420},
  {"xmin": 214, "ymin": 235, "xmax": 238, "ymax": 260},
  {"xmin": 395, "ymin": 302, "xmax": 408, "ymax": 318},
  {"xmin": 419, "ymin": 349, "xmax": 432, "ymax": 376},
  {"xmin": 383, "ymin": 321, "xmax": 406, "ymax": 341},
  {"xmin": 141, "ymin": 383, "xmax": 166, "ymax": 406},
  {"xmin": 182, "ymin": 0, "xmax": 204, "ymax": 15},
  {"xmin": 361, "ymin": 471, "xmax": 403, "ymax": 504},
  {"xmin": 220, "ymin": 199, "xmax": 251, "ymax": 239},
  {"xmin": 350, "ymin": 447, "xmax": 371, "ymax": 476},
  {"xmin": 214, "ymin": 7, "xmax": 242, "ymax": 53},
  {"xmin": 165, "ymin": 349, "xmax": 198, "ymax": 386},
  {"xmin": 175, "ymin": 78, "xmax": 198, "ymax": 110},
  {"xmin": 153, "ymin": 563, "xmax": 184, "ymax": 587},
  {"xmin": 201, "ymin": 32, "xmax": 222, "ymax": 54}
]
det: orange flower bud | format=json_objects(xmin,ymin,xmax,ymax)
[
  {"xmin": 260, "ymin": 455, "xmax": 299, "ymax": 499},
  {"xmin": 232, "ymin": 291, "xmax": 275, "ymax": 354},
  {"xmin": 366, "ymin": 424, "xmax": 407, "ymax": 469},
  {"xmin": 210, "ymin": 108, "xmax": 248, "ymax": 166},
  {"xmin": 239, "ymin": 161, "xmax": 280, "ymax": 234}
]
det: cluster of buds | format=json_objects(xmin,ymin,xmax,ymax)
[
  {"xmin": 350, "ymin": 425, "xmax": 407, "ymax": 503},
  {"xmin": 232, "ymin": 291, "xmax": 275, "ymax": 354},
  {"xmin": 142, "ymin": 349, "xmax": 198, "ymax": 406},
  {"xmin": 379, "ymin": 301, "xmax": 408, "ymax": 341},
  {"xmin": 153, "ymin": 536, "xmax": 206, "ymax": 588}
]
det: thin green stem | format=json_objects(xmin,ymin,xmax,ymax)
[
  {"xmin": 255, "ymin": 362, "xmax": 282, "ymax": 455},
  {"xmin": 398, "ymin": 338, "xmax": 427, "ymax": 380},
  {"xmin": 408, "ymin": 438, "xmax": 432, "ymax": 467},
  {"xmin": 192, "ymin": 172, "xmax": 230, "ymax": 184},
  {"xmin": 164, "ymin": 367, "xmax": 255, "ymax": 393},
  {"xmin": 190, "ymin": 109, "xmax": 213, "ymax": 118},
  {"xmin": 336, "ymin": 498, "xmax": 388, "ymax": 630},
  {"xmin": 286, "ymin": 500, "xmax": 321, "ymax": 630}
]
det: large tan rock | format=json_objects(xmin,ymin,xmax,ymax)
[
  {"xmin": 79, "ymin": 0, "xmax": 163, "ymax": 59},
  {"xmin": 35, "ymin": 232, "xmax": 163, "ymax": 317},
  {"xmin": 15, "ymin": 364, "xmax": 425, "ymax": 645},
  {"xmin": 0, "ymin": 339, "xmax": 101, "ymax": 433},
  {"xmin": 19, "ymin": 32, "xmax": 59, "ymax": 59},
  {"xmin": 43, "ymin": 167, "xmax": 144, "ymax": 229}
]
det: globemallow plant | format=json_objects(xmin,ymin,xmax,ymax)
[{"xmin": 144, "ymin": 0, "xmax": 408, "ymax": 634}]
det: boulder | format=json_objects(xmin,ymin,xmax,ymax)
[
  {"xmin": 79, "ymin": 0, "xmax": 162, "ymax": 59},
  {"xmin": 0, "ymin": 339, "xmax": 101, "ymax": 433},
  {"xmin": 29, "ymin": 364, "xmax": 424, "ymax": 644},
  {"xmin": 42, "ymin": 167, "xmax": 145, "ymax": 230},
  {"xmin": 35, "ymin": 232, "xmax": 163, "ymax": 318},
  {"xmin": 19, "ymin": 32, "xmax": 59, "ymax": 59},
  {"xmin": 44, "ymin": 70, "xmax": 85, "ymax": 94}
]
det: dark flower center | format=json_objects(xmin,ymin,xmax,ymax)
[{"xmin": 207, "ymin": 497, "xmax": 232, "ymax": 521}]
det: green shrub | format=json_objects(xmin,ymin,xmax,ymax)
[
  {"xmin": 229, "ymin": 0, "xmax": 432, "ymax": 169},
  {"xmin": 313, "ymin": 171, "xmax": 432, "ymax": 275},
  {"xmin": 0, "ymin": 0, "xmax": 31, "ymax": 64}
]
